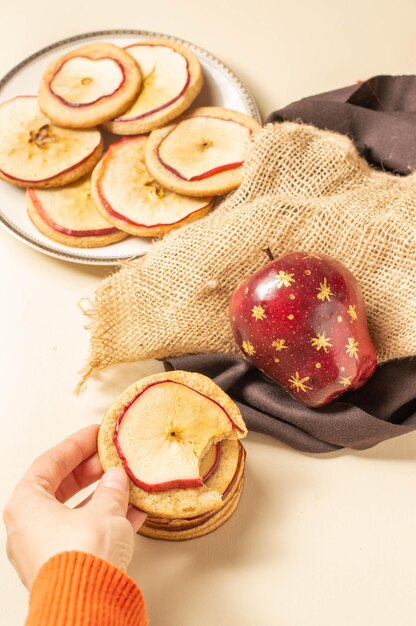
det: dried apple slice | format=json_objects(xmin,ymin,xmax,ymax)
[
  {"xmin": 105, "ymin": 39, "xmax": 203, "ymax": 135},
  {"xmin": 114, "ymin": 379, "xmax": 243, "ymax": 492},
  {"xmin": 38, "ymin": 43, "xmax": 142, "ymax": 128},
  {"xmin": 158, "ymin": 117, "xmax": 250, "ymax": 180},
  {"xmin": 98, "ymin": 371, "xmax": 247, "ymax": 518},
  {"xmin": 26, "ymin": 176, "xmax": 127, "ymax": 248},
  {"xmin": 91, "ymin": 136, "xmax": 213, "ymax": 237},
  {"xmin": 0, "ymin": 97, "xmax": 103, "ymax": 188},
  {"xmin": 50, "ymin": 57, "xmax": 125, "ymax": 105},
  {"xmin": 145, "ymin": 106, "xmax": 261, "ymax": 196}
]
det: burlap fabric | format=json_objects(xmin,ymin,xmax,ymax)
[{"xmin": 81, "ymin": 122, "xmax": 416, "ymax": 384}]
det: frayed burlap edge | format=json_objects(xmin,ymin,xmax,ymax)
[{"xmin": 78, "ymin": 122, "xmax": 416, "ymax": 390}]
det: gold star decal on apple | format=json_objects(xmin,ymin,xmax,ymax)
[
  {"xmin": 303, "ymin": 253, "xmax": 322, "ymax": 260},
  {"xmin": 288, "ymin": 371, "xmax": 312, "ymax": 393},
  {"xmin": 271, "ymin": 338, "xmax": 288, "ymax": 352},
  {"xmin": 339, "ymin": 376, "xmax": 352, "ymax": 387},
  {"xmin": 251, "ymin": 305, "xmax": 267, "ymax": 321},
  {"xmin": 242, "ymin": 340, "xmax": 255, "ymax": 356},
  {"xmin": 346, "ymin": 337, "xmax": 359, "ymax": 359},
  {"xmin": 275, "ymin": 270, "xmax": 295, "ymax": 288},
  {"xmin": 310, "ymin": 332, "xmax": 333, "ymax": 353},
  {"xmin": 317, "ymin": 277, "xmax": 334, "ymax": 302},
  {"xmin": 347, "ymin": 304, "xmax": 357, "ymax": 321}
]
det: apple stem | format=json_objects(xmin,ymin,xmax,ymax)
[{"xmin": 263, "ymin": 247, "xmax": 275, "ymax": 262}]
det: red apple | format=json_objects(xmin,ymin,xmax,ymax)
[{"xmin": 229, "ymin": 251, "xmax": 377, "ymax": 408}]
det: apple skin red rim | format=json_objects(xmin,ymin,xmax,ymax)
[
  {"xmin": 221, "ymin": 443, "xmax": 245, "ymax": 500},
  {"xmin": 113, "ymin": 379, "xmax": 244, "ymax": 493},
  {"xmin": 113, "ymin": 43, "xmax": 190, "ymax": 122},
  {"xmin": 96, "ymin": 136, "xmax": 212, "ymax": 228},
  {"xmin": 0, "ymin": 29, "xmax": 260, "ymax": 265},
  {"xmin": 156, "ymin": 116, "xmax": 250, "ymax": 181},
  {"xmin": 28, "ymin": 188, "xmax": 118, "ymax": 237},
  {"xmin": 48, "ymin": 55, "xmax": 127, "ymax": 108},
  {"xmin": 202, "ymin": 442, "xmax": 220, "ymax": 482}
]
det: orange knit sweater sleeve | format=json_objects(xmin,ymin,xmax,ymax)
[{"xmin": 25, "ymin": 552, "xmax": 148, "ymax": 626}]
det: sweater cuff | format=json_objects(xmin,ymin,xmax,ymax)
[{"xmin": 26, "ymin": 551, "xmax": 147, "ymax": 626}]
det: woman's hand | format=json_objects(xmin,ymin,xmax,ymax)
[{"xmin": 3, "ymin": 424, "xmax": 146, "ymax": 589}]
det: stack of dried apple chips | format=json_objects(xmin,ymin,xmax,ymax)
[{"xmin": 98, "ymin": 371, "xmax": 248, "ymax": 541}]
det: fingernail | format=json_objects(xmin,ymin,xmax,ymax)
[{"xmin": 102, "ymin": 467, "xmax": 128, "ymax": 491}]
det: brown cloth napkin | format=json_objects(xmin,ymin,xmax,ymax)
[
  {"xmin": 266, "ymin": 75, "xmax": 416, "ymax": 174},
  {"xmin": 165, "ymin": 355, "xmax": 416, "ymax": 453},
  {"xmin": 165, "ymin": 76, "xmax": 416, "ymax": 452}
]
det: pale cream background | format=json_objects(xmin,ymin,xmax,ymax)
[{"xmin": 1, "ymin": 1, "xmax": 416, "ymax": 625}]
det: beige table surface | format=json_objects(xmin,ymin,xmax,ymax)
[{"xmin": 1, "ymin": 1, "xmax": 416, "ymax": 624}]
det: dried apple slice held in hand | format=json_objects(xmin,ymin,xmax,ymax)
[
  {"xmin": 38, "ymin": 43, "xmax": 142, "ymax": 128},
  {"xmin": 145, "ymin": 106, "xmax": 261, "ymax": 196},
  {"xmin": 98, "ymin": 371, "xmax": 247, "ymax": 518},
  {"xmin": 113, "ymin": 379, "xmax": 243, "ymax": 492},
  {"xmin": 105, "ymin": 39, "xmax": 203, "ymax": 134},
  {"xmin": 0, "ymin": 97, "xmax": 103, "ymax": 188},
  {"xmin": 26, "ymin": 176, "xmax": 127, "ymax": 248},
  {"xmin": 91, "ymin": 136, "xmax": 213, "ymax": 237}
]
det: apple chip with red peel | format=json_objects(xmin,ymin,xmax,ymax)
[
  {"xmin": 0, "ymin": 97, "xmax": 103, "ymax": 188},
  {"xmin": 91, "ymin": 136, "xmax": 213, "ymax": 237},
  {"xmin": 98, "ymin": 371, "xmax": 247, "ymax": 519},
  {"xmin": 114, "ymin": 380, "xmax": 241, "ymax": 492},
  {"xmin": 105, "ymin": 39, "xmax": 203, "ymax": 135},
  {"xmin": 113, "ymin": 45, "xmax": 188, "ymax": 119},
  {"xmin": 145, "ymin": 106, "xmax": 261, "ymax": 197},
  {"xmin": 26, "ymin": 176, "xmax": 127, "ymax": 248},
  {"xmin": 157, "ymin": 116, "xmax": 251, "ymax": 181},
  {"xmin": 50, "ymin": 57, "xmax": 125, "ymax": 106},
  {"xmin": 38, "ymin": 42, "xmax": 142, "ymax": 128}
]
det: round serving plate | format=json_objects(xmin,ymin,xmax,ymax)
[{"xmin": 0, "ymin": 29, "xmax": 261, "ymax": 265}]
